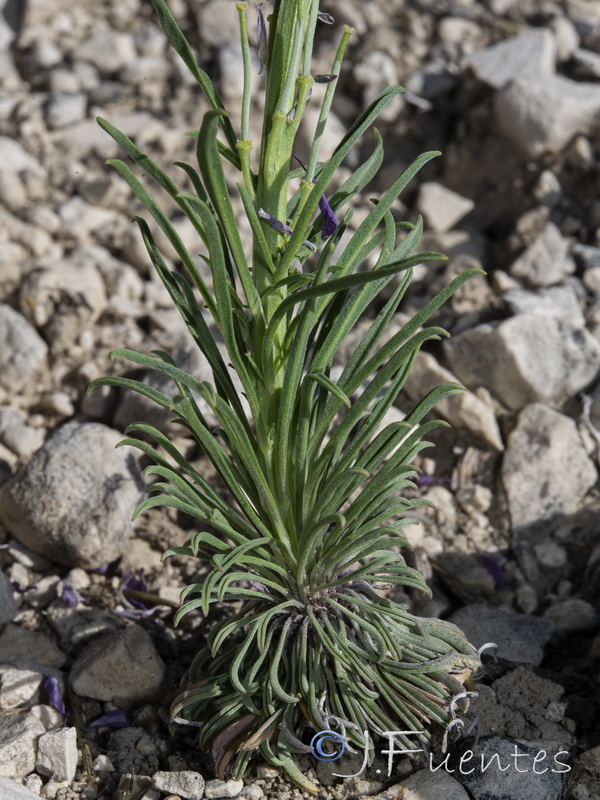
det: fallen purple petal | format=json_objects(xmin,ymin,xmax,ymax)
[
  {"xmin": 88, "ymin": 708, "xmax": 132, "ymax": 729},
  {"xmin": 60, "ymin": 578, "xmax": 84, "ymax": 607},
  {"xmin": 43, "ymin": 676, "xmax": 67, "ymax": 716},
  {"xmin": 480, "ymin": 553, "xmax": 507, "ymax": 589},
  {"xmin": 318, "ymin": 194, "xmax": 338, "ymax": 238},
  {"xmin": 12, "ymin": 581, "xmax": 36, "ymax": 594}
]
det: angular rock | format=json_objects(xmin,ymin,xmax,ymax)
[
  {"xmin": 0, "ymin": 667, "xmax": 43, "ymax": 710},
  {"xmin": 495, "ymin": 75, "xmax": 600, "ymax": 158},
  {"xmin": 153, "ymin": 770, "xmax": 205, "ymax": 800},
  {"xmin": 0, "ymin": 571, "xmax": 17, "ymax": 625},
  {"xmin": 510, "ymin": 222, "xmax": 575, "ymax": 287},
  {"xmin": 399, "ymin": 770, "xmax": 470, "ymax": 800},
  {"xmin": 543, "ymin": 599, "xmax": 599, "ymax": 633},
  {"xmin": 417, "ymin": 182, "xmax": 475, "ymax": 234},
  {"xmin": 0, "ymin": 776, "xmax": 46, "ymax": 800},
  {"xmin": 70, "ymin": 625, "xmax": 167, "ymax": 705},
  {"xmin": 45, "ymin": 92, "xmax": 87, "ymax": 129},
  {"xmin": 458, "ymin": 735, "xmax": 564, "ymax": 800},
  {"xmin": 401, "ymin": 352, "xmax": 503, "ymax": 451},
  {"xmin": 0, "ymin": 624, "xmax": 67, "ymax": 669},
  {"xmin": 0, "ymin": 713, "xmax": 45, "ymax": 778},
  {"xmin": 449, "ymin": 603, "xmax": 554, "ymax": 665},
  {"xmin": 0, "ymin": 305, "xmax": 48, "ymax": 393},
  {"xmin": 567, "ymin": 744, "xmax": 600, "ymax": 800},
  {"xmin": 502, "ymin": 404, "xmax": 597, "ymax": 536},
  {"xmin": 35, "ymin": 727, "xmax": 78, "ymax": 783},
  {"xmin": 75, "ymin": 30, "xmax": 137, "ymax": 73},
  {"xmin": 469, "ymin": 28, "xmax": 555, "ymax": 89},
  {"xmin": 0, "ymin": 408, "xmax": 45, "ymax": 458},
  {"xmin": 444, "ymin": 313, "xmax": 600, "ymax": 410},
  {"xmin": 0, "ymin": 421, "xmax": 144, "ymax": 569},
  {"xmin": 503, "ymin": 284, "xmax": 583, "ymax": 324}
]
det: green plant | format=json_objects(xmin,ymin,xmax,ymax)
[{"xmin": 89, "ymin": 0, "xmax": 481, "ymax": 791}]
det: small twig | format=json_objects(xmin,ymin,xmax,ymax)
[{"xmin": 122, "ymin": 589, "xmax": 181, "ymax": 609}]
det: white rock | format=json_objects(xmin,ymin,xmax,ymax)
[
  {"xmin": 495, "ymin": 75, "xmax": 600, "ymax": 158},
  {"xmin": 534, "ymin": 541, "xmax": 568, "ymax": 568},
  {"xmin": 75, "ymin": 30, "xmax": 137, "ymax": 73},
  {"xmin": 35, "ymin": 728, "xmax": 78, "ymax": 783},
  {"xmin": 502, "ymin": 404, "xmax": 597, "ymax": 536},
  {"xmin": 0, "ymin": 305, "xmax": 48, "ymax": 393},
  {"xmin": 544, "ymin": 598, "xmax": 599, "ymax": 633},
  {"xmin": 31, "ymin": 705, "xmax": 64, "ymax": 732},
  {"xmin": 503, "ymin": 284, "xmax": 583, "ymax": 324},
  {"xmin": 532, "ymin": 169, "xmax": 562, "ymax": 206},
  {"xmin": 0, "ymin": 713, "xmax": 45, "ymax": 778},
  {"xmin": 121, "ymin": 56, "xmax": 171, "ymax": 85},
  {"xmin": 0, "ymin": 408, "xmax": 45, "ymax": 458},
  {"xmin": 510, "ymin": 222, "xmax": 574, "ymax": 287},
  {"xmin": 57, "ymin": 196, "xmax": 116, "ymax": 240},
  {"xmin": 0, "ymin": 776, "xmax": 45, "ymax": 800},
  {"xmin": 550, "ymin": 15, "xmax": 580, "ymax": 61},
  {"xmin": 0, "ymin": 667, "xmax": 43, "ymax": 710},
  {"xmin": 204, "ymin": 779, "xmax": 245, "ymax": 799},
  {"xmin": 45, "ymin": 92, "xmax": 87, "ymax": 129},
  {"xmin": 469, "ymin": 28, "xmax": 556, "ymax": 89},
  {"xmin": 417, "ymin": 183, "xmax": 474, "ymax": 234},
  {"xmin": 70, "ymin": 625, "xmax": 166, "ymax": 705},
  {"xmin": 0, "ymin": 421, "xmax": 144, "ymax": 569},
  {"xmin": 0, "ymin": 137, "xmax": 46, "ymax": 177},
  {"xmin": 398, "ymin": 769, "xmax": 471, "ymax": 800},
  {"xmin": 444, "ymin": 313, "xmax": 600, "ymax": 410},
  {"xmin": 152, "ymin": 771, "xmax": 205, "ymax": 800},
  {"xmin": 401, "ymin": 351, "xmax": 504, "ymax": 451}
]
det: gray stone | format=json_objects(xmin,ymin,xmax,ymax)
[
  {"xmin": 0, "ymin": 776, "xmax": 45, "ymax": 800},
  {"xmin": 0, "ymin": 137, "xmax": 46, "ymax": 178},
  {"xmin": 204, "ymin": 779, "xmax": 245, "ymax": 799},
  {"xmin": 495, "ymin": 75, "xmax": 600, "ymax": 158},
  {"xmin": 532, "ymin": 169, "xmax": 562, "ymax": 206},
  {"xmin": 0, "ymin": 421, "xmax": 144, "ymax": 569},
  {"xmin": 35, "ymin": 727, "xmax": 78, "ymax": 783},
  {"xmin": 572, "ymin": 243, "xmax": 600, "ymax": 270},
  {"xmin": 458, "ymin": 735, "xmax": 564, "ymax": 800},
  {"xmin": 45, "ymin": 92, "xmax": 87, "ymax": 129},
  {"xmin": 0, "ymin": 713, "xmax": 45, "ymax": 778},
  {"xmin": 572, "ymin": 48, "xmax": 600, "ymax": 80},
  {"xmin": 0, "ymin": 624, "xmax": 67, "ymax": 669},
  {"xmin": 121, "ymin": 56, "xmax": 171, "ymax": 85},
  {"xmin": 70, "ymin": 625, "xmax": 167, "ymax": 705},
  {"xmin": 502, "ymin": 404, "xmax": 597, "ymax": 536},
  {"xmin": 0, "ymin": 571, "xmax": 17, "ymax": 625},
  {"xmin": 544, "ymin": 599, "xmax": 599, "ymax": 633},
  {"xmin": 399, "ymin": 770, "xmax": 470, "ymax": 800},
  {"xmin": 0, "ymin": 409, "xmax": 45, "ymax": 459},
  {"xmin": 0, "ymin": 305, "xmax": 48, "ymax": 393},
  {"xmin": 0, "ymin": 667, "xmax": 43, "ymax": 710},
  {"xmin": 510, "ymin": 223, "xmax": 574, "ymax": 287},
  {"xmin": 401, "ymin": 352, "xmax": 504, "ymax": 451},
  {"xmin": 75, "ymin": 30, "xmax": 137, "ymax": 73},
  {"xmin": 449, "ymin": 604, "xmax": 554, "ymax": 665},
  {"xmin": 444, "ymin": 314, "xmax": 600, "ymax": 411},
  {"xmin": 568, "ymin": 744, "xmax": 600, "ymax": 800},
  {"xmin": 503, "ymin": 284, "xmax": 583, "ymax": 324},
  {"xmin": 417, "ymin": 182, "xmax": 474, "ymax": 234},
  {"xmin": 469, "ymin": 28, "xmax": 556, "ymax": 89},
  {"xmin": 153, "ymin": 771, "xmax": 205, "ymax": 800}
]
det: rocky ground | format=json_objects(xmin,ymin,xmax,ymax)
[{"xmin": 1, "ymin": 0, "xmax": 600, "ymax": 798}]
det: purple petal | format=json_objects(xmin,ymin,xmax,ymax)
[
  {"xmin": 480, "ymin": 553, "xmax": 507, "ymax": 589},
  {"xmin": 318, "ymin": 194, "xmax": 338, "ymax": 239},
  {"xmin": 43, "ymin": 676, "xmax": 67, "ymax": 716},
  {"xmin": 88, "ymin": 563, "xmax": 109, "ymax": 575},
  {"xmin": 120, "ymin": 569, "xmax": 150, "ymax": 609},
  {"xmin": 258, "ymin": 208, "xmax": 293, "ymax": 236},
  {"xmin": 60, "ymin": 578, "xmax": 84, "ymax": 607},
  {"xmin": 88, "ymin": 709, "xmax": 132, "ymax": 729},
  {"xmin": 248, "ymin": 580, "xmax": 267, "ymax": 593},
  {"xmin": 12, "ymin": 581, "xmax": 36, "ymax": 594}
]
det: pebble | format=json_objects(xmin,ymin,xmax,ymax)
[
  {"xmin": 416, "ymin": 182, "xmax": 475, "ymax": 234},
  {"xmin": 45, "ymin": 92, "xmax": 87, "ymax": 129},
  {"xmin": 0, "ymin": 571, "xmax": 17, "ymax": 625},
  {"xmin": 75, "ymin": 30, "xmax": 137, "ymax": 73},
  {"xmin": 399, "ymin": 770, "xmax": 470, "ymax": 800},
  {"xmin": 533, "ymin": 541, "xmax": 568, "ymax": 569},
  {"xmin": 572, "ymin": 243, "xmax": 600, "ymax": 270},
  {"xmin": 543, "ymin": 598, "xmax": 599, "ymax": 633},
  {"xmin": 0, "ymin": 776, "xmax": 46, "ymax": 800},
  {"xmin": 204, "ymin": 779, "xmax": 245, "ymax": 799},
  {"xmin": 69, "ymin": 625, "xmax": 167, "ymax": 705},
  {"xmin": 0, "ymin": 421, "xmax": 144, "ymax": 569},
  {"xmin": 444, "ymin": 313, "xmax": 600, "ymax": 410},
  {"xmin": 153, "ymin": 771, "xmax": 205, "ymax": 800},
  {"xmin": 510, "ymin": 222, "xmax": 575, "ymax": 287},
  {"xmin": 449, "ymin": 603, "xmax": 554, "ymax": 665},
  {"xmin": 35, "ymin": 727, "xmax": 78, "ymax": 783},
  {"xmin": 0, "ymin": 408, "xmax": 45, "ymax": 458},
  {"xmin": 495, "ymin": 75, "xmax": 600, "ymax": 158},
  {"xmin": 503, "ymin": 284, "xmax": 583, "ymax": 325},
  {"xmin": 469, "ymin": 28, "xmax": 556, "ymax": 89},
  {"xmin": 0, "ymin": 305, "xmax": 48, "ymax": 393},
  {"xmin": 0, "ymin": 624, "xmax": 67, "ymax": 669},
  {"xmin": 502, "ymin": 404, "xmax": 597, "ymax": 537},
  {"xmin": 0, "ymin": 712, "xmax": 46, "ymax": 778},
  {"xmin": 0, "ymin": 666, "xmax": 43, "ymax": 710}
]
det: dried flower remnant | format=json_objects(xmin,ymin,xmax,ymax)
[
  {"xmin": 317, "ymin": 10, "xmax": 334, "ymax": 23},
  {"xmin": 255, "ymin": 3, "xmax": 268, "ymax": 74}
]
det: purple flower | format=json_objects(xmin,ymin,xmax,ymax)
[
  {"xmin": 43, "ymin": 676, "xmax": 66, "ymax": 716},
  {"xmin": 88, "ymin": 563, "xmax": 109, "ymax": 575},
  {"xmin": 480, "ymin": 553, "xmax": 507, "ymax": 589},
  {"xmin": 318, "ymin": 194, "xmax": 338, "ymax": 239},
  {"xmin": 120, "ymin": 569, "xmax": 149, "ymax": 609},
  {"xmin": 258, "ymin": 208, "xmax": 293, "ymax": 236},
  {"xmin": 88, "ymin": 708, "xmax": 132, "ymax": 729},
  {"xmin": 60, "ymin": 578, "xmax": 84, "ymax": 607}
]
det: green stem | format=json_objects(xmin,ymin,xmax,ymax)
[{"xmin": 236, "ymin": 1, "xmax": 252, "ymax": 142}]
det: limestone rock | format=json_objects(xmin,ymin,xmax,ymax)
[
  {"xmin": 509, "ymin": 223, "xmax": 575, "ymax": 287},
  {"xmin": 469, "ymin": 28, "xmax": 556, "ymax": 89},
  {"xmin": 0, "ymin": 421, "xmax": 144, "ymax": 569},
  {"xmin": 0, "ymin": 305, "xmax": 48, "ymax": 393},
  {"xmin": 417, "ymin": 182, "xmax": 475, "ymax": 234},
  {"xmin": 153, "ymin": 771, "xmax": 205, "ymax": 800},
  {"xmin": 35, "ymin": 727, "xmax": 78, "ymax": 783},
  {"xmin": 501, "ymin": 404, "xmax": 597, "ymax": 536},
  {"xmin": 0, "ymin": 713, "xmax": 45, "ymax": 779}
]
